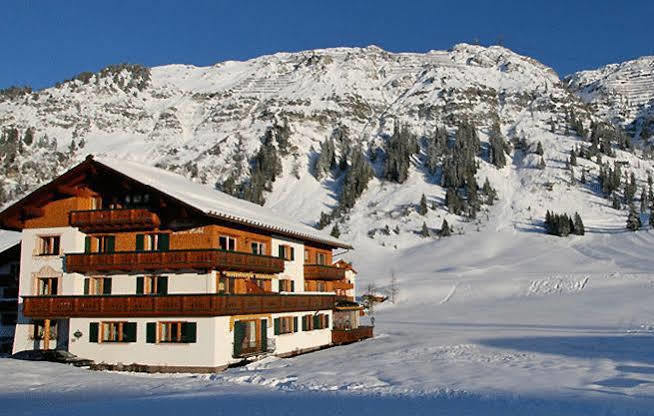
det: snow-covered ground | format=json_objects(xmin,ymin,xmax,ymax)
[{"xmin": 5, "ymin": 215, "xmax": 654, "ymax": 415}]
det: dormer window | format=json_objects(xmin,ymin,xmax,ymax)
[
  {"xmin": 219, "ymin": 236, "xmax": 236, "ymax": 251},
  {"xmin": 251, "ymin": 241, "xmax": 266, "ymax": 255}
]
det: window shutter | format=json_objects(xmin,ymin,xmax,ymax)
[
  {"xmin": 325, "ymin": 314, "xmax": 329, "ymax": 329},
  {"xmin": 290, "ymin": 281, "xmax": 295, "ymax": 292},
  {"xmin": 89, "ymin": 322, "xmax": 98, "ymax": 342},
  {"xmin": 290, "ymin": 247, "xmax": 295, "ymax": 261},
  {"xmin": 274, "ymin": 318, "xmax": 280, "ymax": 335},
  {"xmin": 157, "ymin": 276, "xmax": 168, "ymax": 295},
  {"xmin": 135, "ymin": 234, "xmax": 144, "ymax": 252},
  {"xmin": 278, "ymin": 245, "xmax": 284, "ymax": 259},
  {"xmin": 53, "ymin": 238, "xmax": 60, "ymax": 255},
  {"xmin": 136, "ymin": 277, "xmax": 144, "ymax": 294},
  {"xmin": 233, "ymin": 321, "xmax": 246, "ymax": 357},
  {"xmin": 313, "ymin": 315, "xmax": 320, "ymax": 330},
  {"xmin": 157, "ymin": 234, "xmax": 170, "ymax": 251},
  {"xmin": 84, "ymin": 237, "xmax": 91, "ymax": 253},
  {"xmin": 103, "ymin": 278, "xmax": 112, "ymax": 295},
  {"xmin": 261, "ymin": 319, "xmax": 267, "ymax": 351},
  {"xmin": 83, "ymin": 278, "xmax": 89, "ymax": 295},
  {"xmin": 302, "ymin": 316, "xmax": 308, "ymax": 331},
  {"xmin": 182, "ymin": 322, "xmax": 197, "ymax": 343},
  {"xmin": 146, "ymin": 322, "xmax": 156, "ymax": 343},
  {"xmin": 106, "ymin": 236, "xmax": 115, "ymax": 253},
  {"xmin": 293, "ymin": 316, "xmax": 298, "ymax": 332},
  {"xmin": 124, "ymin": 322, "xmax": 137, "ymax": 342}
]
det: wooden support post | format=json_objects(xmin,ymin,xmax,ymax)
[{"xmin": 43, "ymin": 319, "xmax": 51, "ymax": 350}]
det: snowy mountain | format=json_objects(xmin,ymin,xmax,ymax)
[
  {"xmin": 565, "ymin": 55, "xmax": 654, "ymax": 139},
  {"xmin": 0, "ymin": 44, "xmax": 651, "ymax": 257}
]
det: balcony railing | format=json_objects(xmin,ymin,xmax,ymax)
[
  {"xmin": 22, "ymin": 293, "xmax": 336, "ymax": 319},
  {"xmin": 304, "ymin": 264, "xmax": 347, "ymax": 281},
  {"xmin": 332, "ymin": 326, "xmax": 374, "ymax": 345},
  {"xmin": 65, "ymin": 249, "xmax": 285, "ymax": 274},
  {"xmin": 331, "ymin": 281, "xmax": 354, "ymax": 290},
  {"xmin": 69, "ymin": 209, "xmax": 160, "ymax": 232}
]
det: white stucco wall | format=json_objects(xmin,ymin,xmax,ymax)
[
  {"xmin": 271, "ymin": 236, "xmax": 304, "ymax": 293},
  {"xmin": 271, "ymin": 309, "xmax": 333, "ymax": 356}
]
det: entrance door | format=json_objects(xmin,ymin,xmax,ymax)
[{"xmin": 233, "ymin": 319, "xmax": 267, "ymax": 357}]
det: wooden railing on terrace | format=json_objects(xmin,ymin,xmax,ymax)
[
  {"xmin": 69, "ymin": 208, "xmax": 160, "ymax": 232},
  {"xmin": 22, "ymin": 293, "xmax": 336, "ymax": 319},
  {"xmin": 304, "ymin": 264, "xmax": 346, "ymax": 281},
  {"xmin": 65, "ymin": 249, "xmax": 285, "ymax": 274},
  {"xmin": 332, "ymin": 326, "xmax": 374, "ymax": 345}
]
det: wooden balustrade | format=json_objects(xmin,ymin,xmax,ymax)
[
  {"xmin": 69, "ymin": 209, "xmax": 160, "ymax": 232},
  {"xmin": 331, "ymin": 326, "xmax": 374, "ymax": 345},
  {"xmin": 65, "ymin": 249, "xmax": 285, "ymax": 274},
  {"xmin": 304, "ymin": 264, "xmax": 346, "ymax": 281},
  {"xmin": 331, "ymin": 281, "xmax": 354, "ymax": 290},
  {"xmin": 22, "ymin": 293, "xmax": 337, "ymax": 319}
]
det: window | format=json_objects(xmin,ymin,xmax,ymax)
[
  {"xmin": 278, "ymin": 245, "xmax": 295, "ymax": 261},
  {"xmin": 302, "ymin": 314, "xmax": 329, "ymax": 331},
  {"xmin": 316, "ymin": 252, "xmax": 327, "ymax": 265},
  {"xmin": 136, "ymin": 233, "xmax": 169, "ymax": 252},
  {"xmin": 124, "ymin": 193, "xmax": 150, "ymax": 208},
  {"xmin": 217, "ymin": 274, "xmax": 236, "ymax": 294},
  {"xmin": 32, "ymin": 320, "xmax": 57, "ymax": 340},
  {"xmin": 279, "ymin": 279, "xmax": 295, "ymax": 292},
  {"xmin": 251, "ymin": 278, "xmax": 271, "ymax": 292},
  {"xmin": 273, "ymin": 316, "xmax": 298, "ymax": 335},
  {"xmin": 219, "ymin": 236, "xmax": 236, "ymax": 251},
  {"xmin": 37, "ymin": 277, "xmax": 58, "ymax": 295},
  {"xmin": 85, "ymin": 236, "xmax": 115, "ymax": 253},
  {"xmin": 38, "ymin": 236, "xmax": 60, "ymax": 256},
  {"xmin": 145, "ymin": 321, "xmax": 197, "ymax": 343},
  {"xmin": 304, "ymin": 249, "xmax": 309, "ymax": 262},
  {"xmin": 89, "ymin": 322, "xmax": 136, "ymax": 343},
  {"xmin": 251, "ymin": 241, "xmax": 266, "ymax": 255},
  {"xmin": 136, "ymin": 276, "xmax": 168, "ymax": 295},
  {"xmin": 233, "ymin": 319, "xmax": 266, "ymax": 357},
  {"xmin": 84, "ymin": 277, "xmax": 112, "ymax": 295}
]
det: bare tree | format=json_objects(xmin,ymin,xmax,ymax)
[
  {"xmin": 363, "ymin": 282, "xmax": 378, "ymax": 316},
  {"xmin": 388, "ymin": 270, "xmax": 399, "ymax": 304}
]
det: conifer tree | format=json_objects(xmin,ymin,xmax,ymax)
[
  {"xmin": 418, "ymin": 194, "xmax": 428, "ymax": 215},
  {"xmin": 535, "ymin": 141, "xmax": 544, "ymax": 156},
  {"xmin": 580, "ymin": 169, "xmax": 586, "ymax": 184},
  {"xmin": 439, "ymin": 219, "xmax": 451, "ymax": 237},
  {"xmin": 318, "ymin": 211, "xmax": 331, "ymax": 229},
  {"xmin": 650, "ymin": 206, "xmax": 654, "ymax": 228},
  {"xmin": 330, "ymin": 224, "xmax": 341, "ymax": 238},
  {"xmin": 612, "ymin": 193, "xmax": 621, "ymax": 210},
  {"xmin": 488, "ymin": 121, "xmax": 508, "ymax": 168},
  {"xmin": 626, "ymin": 205, "xmax": 641, "ymax": 231},
  {"xmin": 569, "ymin": 148, "xmax": 577, "ymax": 166},
  {"xmin": 420, "ymin": 222, "xmax": 430, "ymax": 238},
  {"xmin": 641, "ymin": 188, "xmax": 648, "ymax": 213},
  {"xmin": 337, "ymin": 147, "xmax": 374, "ymax": 213},
  {"xmin": 573, "ymin": 212, "xmax": 585, "ymax": 235},
  {"xmin": 538, "ymin": 157, "xmax": 546, "ymax": 170}
]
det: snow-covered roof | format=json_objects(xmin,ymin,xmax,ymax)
[
  {"xmin": 0, "ymin": 230, "xmax": 20, "ymax": 254},
  {"xmin": 95, "ymin": 157, "xmax": 351, "ymax": 249}
]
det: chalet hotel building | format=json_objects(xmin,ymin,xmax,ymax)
[{"xmin": 0, "ymin": 156, "xmax": 370, "ymax": 372}]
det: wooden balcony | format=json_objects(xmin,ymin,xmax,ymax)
[
  {"xmin": 332, "ymin": 326, "xmax": 374, "ymax": 345},
  {"xmin": 331, "ymin": 281, "xmax": 354, "ymax": 290},
  {"xmin": 65, "ymin": 249, "xmax": 285, "ymax": 274},
  {"xmin": 69, "ymin": 209, "xmax": 160, "ymax": 232},
  {"xmin": 22, "ymin": 293, "xmax": 336, "ymax": 319},
  {"xmin": 304, "ymin": 264, "xmax": 346, "ymax": 281}
]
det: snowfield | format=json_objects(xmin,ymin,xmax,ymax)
[{"xmin": 5, "ymin": 221, "xmax": 654, "ymax": 415}]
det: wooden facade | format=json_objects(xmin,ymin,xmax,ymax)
[
  {"xmin": 65, "ymin": 249, "xmax": 285, "ymax": 274},
  {"xmin": 22, "ymin": 293, "xmax": 336, "ymax": 319},
  {"xmin": 331, "ymin": 326, "xmax": 374, "ymax": 345},
  {"xmin": 69, "ymin": 209, "xmax": 160, "ymax": 232},
  {"xmin": 304, "ymin": 264, "xmax": 347, "ymax": 281}
]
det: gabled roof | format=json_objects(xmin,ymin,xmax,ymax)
[
  {"xmin": 94, "ymin": 157, "xmax": 351, "ymax": 249},
  {"xmin": 0, "ymin": 230, "xmax": 20, "ymax": 254},
  {"xmin": 0, "ymin": 156, "xmax": 352, "ymax": 249}
]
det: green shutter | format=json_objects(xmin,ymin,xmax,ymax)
[
  {"xmin": 103, "ymin": 278, "xmax": 112, "ymax": 295},
  {"xmin": 290, "ymin": 247, "xmax": 295, "ymax": 261},
  {"xmin": 325, "ymin": 314, "xmax": 329, "ymax": 329},
  {"xmin": 233, "ymin": 321, "xmax": 246, "ymax": 357},
  {"xmin": 157, "ymin": 276, "xmax": 168, "ymax": 295},
  {"xmin": 146, "ymin": 322, "xmax": 156, "ymax": 343},
  {"xmin": 293, "ymin": 316, "xmax": 298, "ymax": 332},
  {"xmin": 313, "ymin": 315, "xmax": 320, "ymax": 330},
  {"xmin": 290, "ymin": 281, "xmax": 295, "ymax": 292},
  {"xmin": 274, "ymin": 318, "xmax": 280, "ymax": 335},
  {"xmin": 136, "ymin": 277, "xmax": 144, "ymax": 294},
  {"xmin": 261, "ymin": 320, "xmax": 267, "ymax": 352},
  {"xmin": 157, "ymin": 234, "xmax": 169, "ymax": 251},
  {"xmin": 89, "ymin": 322, "xmax": 98, "ymax": 342},
  {"xmin": 84, "ymin": 237, "xmax": 91, "ymax": 253},
  {"xmin": 135, "ymin": 234, "xmax": 144, "ymax": 251},
  {"xmin": 123, "ymin": 322, "xmax": 137, "ymax": 342},
  {"xmin": 182, "ymin": 322, "xmax": 197, "ymax": 343},
  {"xmin": 83, "ymin": 278, "xmax": 89, "ymax": 295},
  {"xmin": 106, "ymin": 236, "xmax": 115, "ymax": 253},
  {"xmin": 302, "ymin": 316, "xmax": 308, "ymax": 331},
  {"xmin": 278, "ymin": 245, "xmax": 284, "ymax": 258}
]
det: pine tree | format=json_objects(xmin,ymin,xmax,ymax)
[
  {"xmin": 330, "ymin": 224, "xmax": 341, "ymax": 238},
  {"xmin": 420, "ymin": 222, "xmax": 430, "ymax": 237},
  {"xmin": 439, "ymin": 219, "xmax": 451, "ymax": 237},
  {"xmin": 488, "ymin": 121, "xmax": 508, "ymax": 168},
  {"xmin": 569, "ymin": 148, "xmax": 577, "ymax": 166},
  {"xmin": 580, "ymin": 169, "xmax": 586, "ymax": 184},
  {"xmin": 535, "ymin": 141, "xmax": 544, "ymax": 156},
  {"xmin": 538, "ymin": 157, "xmax": 546, "ymax": 170},
  {"xmin": 317, "ymin": 211, "xmax": 331, "ymax": 229},
  {"xmin": 418, "ymin": 194, "xmax": 428, "ymax": 215},
  {"xmin": 650, "ymin": 206, "xmax": 654, "ymax": 228},
  {"xmin": 612, "ymin": 193, "xmax": 621, "ymax": 210},
  {"xmin": 641, "ymin": 188, "xmax": 648, "ymax": 213},
  {"xmin": 445, "ymin": 188, "xmax": 464, "ymax": 215},
  {"xmin": 573, "ymin": 212, "xmax": 585, "ymax": 235},
  {"xmin": 482, "ymin": 178, "xmax": 497, "ymax": 205},
  {"xmin": 626, "ymin": 205, "xmax": 641, "ymax": 231},
  {"xmin": 383, "ymin": 123, "xmax": 418, "ymax": 183},
  {"xmin": 337, "ymin": 147, "xmax": 374, "ymax": 213}
]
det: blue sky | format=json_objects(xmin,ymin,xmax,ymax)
[{"xmin": 2, "ymin": 1, "xmax": 653, "ymax": 90}]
